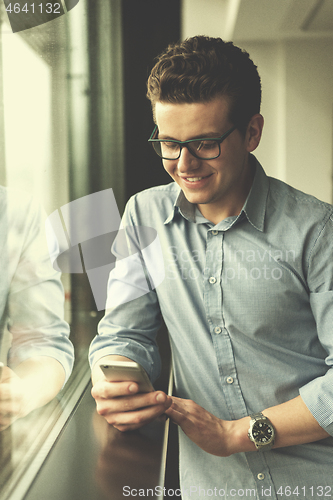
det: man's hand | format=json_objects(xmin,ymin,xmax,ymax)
[
  {"xmin": 91, "ymin": 356, "xmax": 172, "ymax": 432},
  {"xmin": 164, "ymin": 396, "xmax": 240, "ymax": 457},
  {"xmin": 164, "ymin": 395, "xmax": 331, "ymax": 457},
  {"xmin": 0, "ymin": 366, "xmax": 29, "ymax": 430},
  {"xmin": 0, "ymin": 357, "xmax": 66, "ymax": 431}
]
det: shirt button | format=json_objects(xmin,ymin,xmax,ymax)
[
  {"xmin": 257, "ymin": 473, "xmax": 265, "ymax": 480},
  {"xmin": 214, "ymin": 327, "xmax": 222, "ymax": 334},
  {"xmin": 226, "ymin": 376, "xmax": 234, "ymax": 384},
  {"xmin": 211, "ymin": 230, "xmax": 218, "ymax": 235},
  {"xmin": 209, "ymin": 276, "xmax": 216, "ymax": 284}
]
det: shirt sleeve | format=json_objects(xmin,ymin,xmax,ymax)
[
  {"xmin": 299, "ymin": 213, "xmax": 333, "ymax": 436},
  {"xmin": 5, "ymin": 192, "xmax": 74, "ymax": 384},
  {"xmin": 88, "ymin": 196, "xmax": 163, "ymax": 382}
]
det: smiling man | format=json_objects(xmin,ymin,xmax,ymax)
[
  {"xmin": 152, "ymin": 98, "xmax": 261, "ymax": 224},
  {"xmin": 90, "ymin": 37, "xmax": 333, "ymax": 499}
]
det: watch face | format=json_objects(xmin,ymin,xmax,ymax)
[{"xmin": 252, "ymin": 421, "xmax": 274, "ymax": 444}]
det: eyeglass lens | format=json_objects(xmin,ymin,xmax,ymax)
[{"xmin": 154, "ymin": 139, "xmax": 220, "ymax": 160}]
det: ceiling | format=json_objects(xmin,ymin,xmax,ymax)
[{"xmin": 182, "ymin": 0, "xmax": 333, "ymax": 41}]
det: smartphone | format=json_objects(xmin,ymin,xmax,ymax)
[{"xmin": 99, "ymin": 360, "xmax": 154, "ymax": 393}]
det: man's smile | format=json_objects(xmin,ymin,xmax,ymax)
[
  {"xmin": 179, "ymin": 173, "xmax": 213, "ymax": 187},
  {"xmin": 182, "ymin": 174, "xmax": 212, "ymax": 182}
]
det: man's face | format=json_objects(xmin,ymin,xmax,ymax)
[{"xmin": 154, "ymin": 97, "xmax": 262, "ymax": 223}]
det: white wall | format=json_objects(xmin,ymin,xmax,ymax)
[
  {"xmin": 234, "ymin": 42, "xmax": 286, "ymax": 182},
  {"xmin": 285, "ymin": 38, "xmax": 333, "ymax": 202},
  {"xmin": 181, "ymin": 0, "xmax": 228, "ymax": 39},
  {"xmin": 240, "ymin": 38, "xmax": 333, "ymax": 203},
  {"xmin": 181, "ymin": 0, "xmax": 333, "ymax": 204}
]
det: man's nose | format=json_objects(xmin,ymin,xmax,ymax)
[{"xmin": 177, "ymin": 146, "xmax": 200, "ymax": 173}]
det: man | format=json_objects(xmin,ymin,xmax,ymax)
[
  {"xmin": 0, "ymin": 188, "xmax": 74, "ymax": 430},
  {"xmin": 90, "ymin": 36, "xmax": 333, "ymax": 499}
]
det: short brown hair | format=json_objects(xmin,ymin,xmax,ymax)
[{"xmin": 147, "ymin": 36, "xmax": 261, "ymax": 134}]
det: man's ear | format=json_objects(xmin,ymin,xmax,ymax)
[{"xmin": 246, "ymin": 114, "xmax": 264, "ymax": 153}]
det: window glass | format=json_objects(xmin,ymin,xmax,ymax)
[{"xmin": 0, "ymin": 2, "xmax": 124, "ymax": 497}]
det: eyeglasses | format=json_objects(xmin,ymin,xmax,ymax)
[{"xmin": 148, "ymin": 124, "xmax": 237, "ymax": 160}]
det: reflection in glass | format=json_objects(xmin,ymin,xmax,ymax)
[
  {"xmin": 0, "ymin": 5, "xmax": 77, "ymax": 499},
  {"xmin": 0, "ymin": 188, "xmax": 74, "ymax": 495},
  {"xmin": 0, "ymin": 0, "xmax": 125, "ymax": 497},
  {"xmin": 0, "ymin": 189, "xmax": 74, "ymax": 429}
]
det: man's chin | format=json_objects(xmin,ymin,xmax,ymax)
[{"xmin": 182, "ymin": 191, "xmax": 211, "ymax": 206}]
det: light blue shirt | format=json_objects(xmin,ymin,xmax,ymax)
[{"xmin": 90, "ymin": 157, "xmax": 333, "ymax": 500}]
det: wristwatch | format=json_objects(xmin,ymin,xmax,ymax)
[{"xmin": 248, "ymin": 412, "xmax": 275, "ymax": 451}]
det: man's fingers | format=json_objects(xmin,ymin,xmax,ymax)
[
  {"xmin": 0, "ymin": 366, "xmax": 15, "ymax": 383},
  {"xmin": 0, "ymin": 384, "xmax": 14, "ymax": 401},
  {"xmin": 0, "ymin": 401, "xmax": 20, "ymax": 417},
  {"xmin": 0, "ymin": 380, "xmax": 24, "ymax": 421},
  {"xmin": 91, "ymin": 380, "xmax": 140, "ymax": 400},
  {"xmin": 91, "ymin": 375, "xmax": 172, "ymax": 430},
  {"xmin": 94, "ymin": 389, "xmax": 171, "ymax": 430},
  {"xmin": 164, "ymin": 397, "xmax": 198, "ymax": 427},
  {"xmin": 0, "ymin": 396, "xmax": 21, "ymax": 431},
  {"xmin": 95, "ymin": 390, "xmax": 169, "ymax": 416},
  {"xmin": 104, "ymin": 401, "xmax": 168, "ymax": 428},
  {"xmin": 165, "ymin": 399, "xmax": 184, "ymax": 424}
]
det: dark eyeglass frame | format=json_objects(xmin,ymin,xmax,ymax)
[{"xmin": 148, "ymin": 124, "xmax": 237, "ymax": 160}]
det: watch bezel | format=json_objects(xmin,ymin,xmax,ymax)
[{"xmin": 248, "ymin": 412, "xmax": 275, "ymax": 451}]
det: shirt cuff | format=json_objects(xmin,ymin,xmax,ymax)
[
  {"xmin": 299, "ymin": 374, "xmax": 333, "ymax": 436},
  {"xmin": 89, "ymin": 342, "xmax": 161, "ymax": 383}
]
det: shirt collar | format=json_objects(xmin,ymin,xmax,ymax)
[
  {"xmin": 242, "ymin": 157, "xmax": 269, "ymax": 232},
  {"xmin": 164, "ymin": 156, "xmax": 269, "ymax": 232},
  {"xmin": 164, "ymin": 189, "xmax": 195, "ymax": 224}
]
